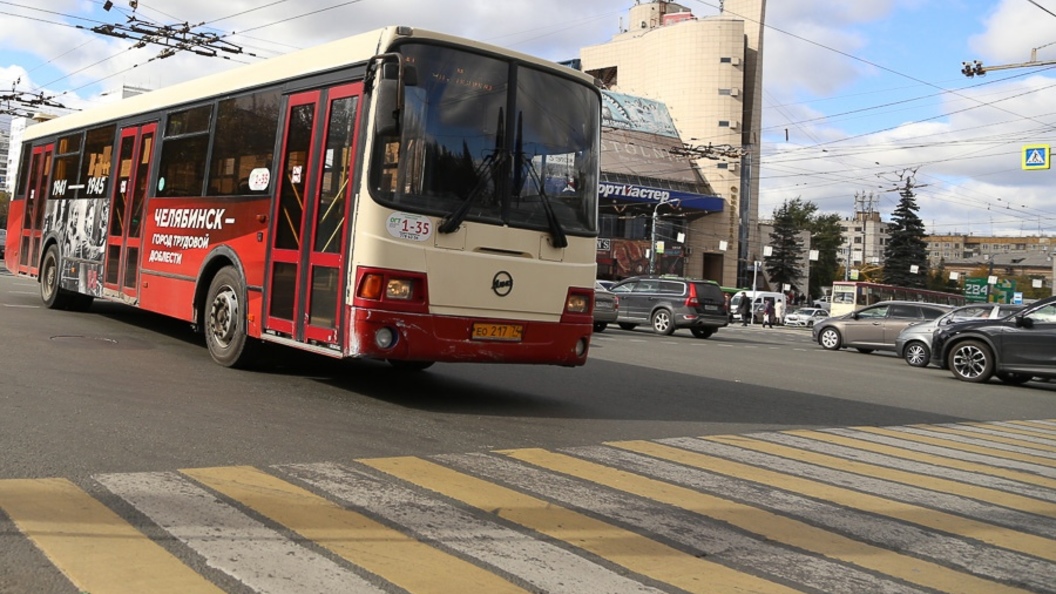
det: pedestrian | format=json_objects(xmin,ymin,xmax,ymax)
[
  {"xmin": 724, "ymin": 293, "xmax": 732, "ymax": 323},
  {"xmin": 762, "ymin": 299, "xmax": 775, "ymax": 328},
  {"xmin": 775, "ymin": 298, "xmax": 785, "ymax": 326},
  {"xmin": 738, "ymin": 294, "xmax": 751, "ymax": 326}
]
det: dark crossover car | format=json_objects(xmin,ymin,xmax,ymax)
[
  {"xmin": 933, "ymin": 295, "xmax": 1056, "ymax": 384},
  {"xmin": 812, "ymin": 300, "xmax": 952, "ymax": 353},
  {"xmin": 894, "ymin": 303, "xmax": 1024, "ymax": 367},
  {"xmin": 609, "ymin": 275, "xmax": 728, "ymax": 338},
  {"xmin": 593, "ymin": 281, "xmax": 619, "ymax": 332},
  {"xmin": 0, "ymin": 228, "xmax": 6, "ymax": 259}
]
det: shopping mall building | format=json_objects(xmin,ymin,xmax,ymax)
[{"xmin": 579, "ymin": 0, "xmax": 766, "ymax": 287}]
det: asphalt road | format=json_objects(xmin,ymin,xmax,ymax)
[{"xmin": 2, "ymin": 269, "xmax": 1055, "ymax": 593}]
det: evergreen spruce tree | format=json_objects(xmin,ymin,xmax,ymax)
[
  {"xmin": 765, "ymin": 200, "xmax": 805, "ymax": 292},
  {"xmin": 882, "ymin": 174, "xmax": 929, "ymax": 288}
]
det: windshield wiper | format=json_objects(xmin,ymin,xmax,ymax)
[
  {"xmin": 438, "ymin": 149, "xmax": 505, "ymax": 234},
  {"xmin": 440, "ymin": 109, "xmax": 506, "ymax": 234},
  {"xmin": 512, "ymin": 113, "xmax": 568, "ymax": 248}
]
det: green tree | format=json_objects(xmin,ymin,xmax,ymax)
[
  {"xmin": 764, "ymin": 199, "xmax": 805, "ymax": 293},
  {"xmin": 882, "ymin": 175, "xmax": 929, "ymax": 288},
  {"xmin": 808, "ymin": 213, "xmax": 843, "ymax": 299}
]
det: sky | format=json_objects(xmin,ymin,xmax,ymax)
[{"xmin": 2, "ymin": 0, "xmax": 1056, "ymax": 238}]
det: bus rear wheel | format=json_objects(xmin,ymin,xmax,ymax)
[
  {"xmin": 205, "ymin": 266, "xmax": 258, "ymax": 368},
  {"xmin": 40, "ymin": 246, "xmax": 72, "ymax": 310}
]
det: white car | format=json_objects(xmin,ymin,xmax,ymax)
[{"xmin": 784, "ymin": 307, "xmax": 828, "ymax": 327}]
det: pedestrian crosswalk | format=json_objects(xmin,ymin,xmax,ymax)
[{"xmin": 2, "ymin": 419, "xmax": 1055, "ymax": 593}]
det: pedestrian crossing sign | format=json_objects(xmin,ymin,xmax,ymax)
[{"xmin": 1022, "ymin": 144, "xmax": 1050, "ymax": 170}]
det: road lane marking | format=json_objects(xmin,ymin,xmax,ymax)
[
  {"xmin": 921, "ymin": 424, "xmax": 1056, "ymax": 454},
  {"xmin": 439, "ymin": 451, "xmax": 933, "ymax": 594},
  {"xmin": 875, "ymin": 426, "xmax": 1056, "ymax": 466},
  {"xmin": 824, "ymin": 427, "xmax": 1056, "ymax": 479},
  {"xmin": 963, "ymin": 421, "xmax": 1056, "ymax": 445},
  {"xmin": 0, "ymin": 478, "xmax": 223, "ymax": 594},
  {"xmin": 770, "ymin": 430, "xmax": 1056, "ymax": 496},
  {"xmin": 573, "ymin": 442, "xmax": 1056, "ymax": 592},
  {"xmin": 361, "ymin": 455, "xmax": 796, "ymax": 594},
  {"xmin": 704, "ymin": 434, "xmax": 1056, "ymax": 521},
  {"xmin": 96, "ymin": 471, "xmax": 383, "ymax": 594},
  {"xmin": 502, "ymin": 446, "xmax": 1028, "ymax": 594},
  {"xmin": 280, "ymin": 461, "xmax": 667, "ymax": 594},
  {"xmin": 182, "ymin": 465, "xmax": 529, "ymax": 594}
]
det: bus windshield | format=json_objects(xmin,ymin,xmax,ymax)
[{"xmin": 369, "ymin": 42, "xmax": 599, "ymax": 236}]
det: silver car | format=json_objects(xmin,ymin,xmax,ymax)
[
  {"xmin": 895, "ymin": 303, "xmax": 1024, "ymax": 367},
  {"xmin": 812, "ymin": 300, "xmax": 953, "ymax": 354}
]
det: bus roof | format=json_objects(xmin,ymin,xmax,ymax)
[{"xmin": 24, "ymin": 25, "xmax": 596, "ymax": 143}]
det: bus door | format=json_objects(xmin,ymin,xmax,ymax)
[
  {"xmin": 18, "ymin": 144, "xmax": 52, "ymax": 276},
  {"xmin": 104, "ymin": 123, "xmax": 156, "ymax": 301},
  {"xmin": 266, "ymin": 83, "xmax": 362, "ymax": 347}
]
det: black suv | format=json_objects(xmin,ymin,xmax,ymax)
[
  {"xmin": 933, "ymin": 295, "xmax": 1056, "ymax": 384},
  {"xmin": 609, "ymin": 275, "xmax": 728, "ymax": 338}
]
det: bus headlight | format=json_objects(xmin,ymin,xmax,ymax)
[
  {"xmin": 566, "ymin": 293, "xmax": 590, "ymax": 313},
  {"xmin": 386, "ymin": 278, "xmax": 414, "ymax": 300}
]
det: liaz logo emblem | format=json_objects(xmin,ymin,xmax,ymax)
[{"xmin": 492, "ymin": 271, "xmax": 513, "ymax": 296}]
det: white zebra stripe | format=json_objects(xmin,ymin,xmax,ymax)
[
  {"xmin": 278, "ymin": 462, "xmax": 665, "ymax": 594},
  {"xmin": 572, "ymin": 443, "xmax": 1056, "ymax": 593},
  {"xmin": 435, "ymin": 452, "xmax": 931, "ymax": 594},
  {"xmin": 824, "ymin": 427, "xmax": 1056, "ymax": 478},
  {"xmin": 884, "ymin": 426, "xmax": 1056, "ymax": 460},
  {"xmin": 662, "ymin": 436, "xmax": 1056, "ymax": 538},
  {"xmin": 753, "ymin": 431, "xmax": 1056, "ymax": 502},
  {"xmin": 95, "ymin": 471, "xmax": 385, "ymax": 594}
]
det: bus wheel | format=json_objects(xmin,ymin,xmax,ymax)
[
  {"xmin": 40, "ymin": 246, "xmax": 71, "ymax": 310},
  {"xmin": 205, "ymin": 266, "xmax": 257, "ymax": 368}
]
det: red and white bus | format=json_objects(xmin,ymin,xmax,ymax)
[{"xmin": 5, "ymin": 26, "xmax": 601, "ymax": 369}]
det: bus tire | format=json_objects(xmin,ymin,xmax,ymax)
[
  {"xmin": 205, "ymin": 266, "xmax": 257, "ymax": 368},
  {"xmin": 40, "ymin": 245, "xmax": 71, "ymax": 310}
]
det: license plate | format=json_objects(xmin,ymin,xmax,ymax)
[{"xmin": 471, "ymin": 323, "xmax": 524, "ymax": 342}]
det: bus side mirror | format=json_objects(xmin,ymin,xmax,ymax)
[{"xmin": 374, "ymin": 63, "xmax": 418, "ymax": 137}]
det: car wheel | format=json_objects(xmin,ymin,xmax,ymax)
[
  {"xmin": 618, "ymin": 322, "xmax": 637, "ymax": 331},
  {"xmin": 949, "ymin": 339, "xmax": 994, "ymax": 383},
  {"xmin": 903, "ymin": 341, "xmax": 931, "ymax": 367},
  {"xmin": 651, "ymin": 309, "xmax": 675, "ymax": 335},
  {"xmin": 996, "ymin": 371, "xmax": 1031, "ymax": 385},
  {"xmin": 690, "ymin": 327, "xmax": 714, "ymax": 339},
  {"xmin": 818, "ymin": 327, "xmax": 842, "ymax": 350},
  {"xmin": 593, "ymin": 322, "xmax": 607, "ymax": 332}
]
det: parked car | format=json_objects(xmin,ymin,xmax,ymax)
[
  {"xmin": 593, "ymin": 281, "xmax": 619, "ymax": 332},
  {"xmin": 730, "ymin": 290, "xmax": 787, "ymax": 324},
  {"xmin": 0, "ymin": 228, "xmax": 6, "ymax": 259},
  {"xmin": 812, "ymin": 295, "xmax": 832, "ymax": 312},
  {"xmin": 895, "ymin": 303, "xmax": 1024, "ymax": 367},
  {"xmin": 783, "ymin": 307, "xmax": 829, "ymax": 328},
  {"xmin": 812, "ymin": 300, "xmax": 953, "ymax": 353},
  {"xmin": 609, "ymin": 275, "xmax": 728, "ymax": 338},
  {"xmin": 932, "ymin": 295, "xmax": 1056, "ymax": 384}
]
